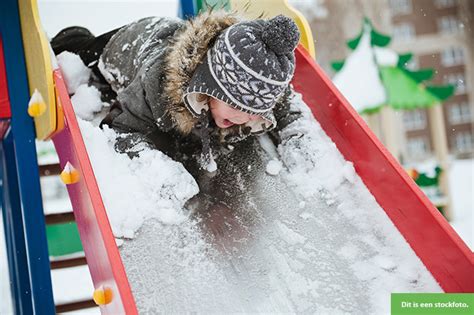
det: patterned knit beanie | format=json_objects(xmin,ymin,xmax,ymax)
[{"xmin": 183, "ymin": 15, "xmax": 300, "ymax": 133}]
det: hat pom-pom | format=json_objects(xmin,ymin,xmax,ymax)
[{"xmin": 261, "ymin": 15, "xmax": 300, "ymax": 55}]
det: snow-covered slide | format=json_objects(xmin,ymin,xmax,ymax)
[{"xmin": 51, "ymin": 46, "xmax": 473, "ymax": 314}]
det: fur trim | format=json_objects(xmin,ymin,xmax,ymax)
[{"xmin": 163, "ymin": 11, "xmax": 239, "ymax": 135}]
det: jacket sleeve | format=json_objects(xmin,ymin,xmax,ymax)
[
  {"xmin": 100, "ymin": 99, "xmax": 177, "ymax": 159},
  {"xmin": 268, "ymin": 85, "xmax": 303, "ymax": 145}
]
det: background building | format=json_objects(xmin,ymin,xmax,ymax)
[
  {"xmin": 389, "ymin": 0, "xmax": 473, "ymax": 160},
  {"xmin": 292, "ymin": 0, "xmax": 474, "ymax": 162}
]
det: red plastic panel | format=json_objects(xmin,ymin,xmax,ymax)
[
  {"xmin": 292, "ymin": 46, "xmax": 474, "ymax": 292},
  {"xmin": 0, "ymin": 37, "xmax": 12, "ymax": 120},
  {"xmin": 51, "ymin": 69, "xmax": 138, "ymax": 314}
]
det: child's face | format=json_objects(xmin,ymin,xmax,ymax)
[{"xmin": 209, "ymin": 97, "xmax": 260, "ymax": 129}]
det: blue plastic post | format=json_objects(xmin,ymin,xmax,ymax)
[
  {"xmin": 0, "ymin": 0, "xmax": 55, "ymax": 313},
  {"xmin": 1, "ymin": 134, "xmax": 33, "ymax": 315},
  {"xmin": 179, "ymin": 0, "xmax": 198, "ymax": 19}
]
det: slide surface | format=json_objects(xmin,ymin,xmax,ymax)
[
  {"xmin": 117, "ymin": 132, "xmax": 440, "ymax": 313},
  {"xmin": 51, "ymin": 46, "xmax": 473, "ymax": 314}
]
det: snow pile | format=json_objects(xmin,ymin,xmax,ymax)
[
  {"xmin": 278, "ymin": 93, "xmax": 358, "ymax": 198},
  {"xmin": 332, "ymin": 30, "xmax": 386, "ymax": 112},
  {"xmin": 78, "ymin": 120, "xmax": 199, "ymax": 238},
  {"xmin": 71, "ymin": 85, "xmax": 104, "ymax": 120},
  {"xmin": 57, "ymin": 51, "xmax": 91, "ymax": 94},
  {"xmin": 57, "ymin": 51, "xmax": 108, "ymax": 121}
]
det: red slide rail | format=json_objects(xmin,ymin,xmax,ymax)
[
  {"xmin": 51, "ymin": 69, "xmax": 138, "ymax": 314},
  {"xmin": 293, "ymin": 46, "xmax": 473, "ymax": 292}
]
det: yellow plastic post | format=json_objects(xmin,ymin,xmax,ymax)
[
  {"xmin": 60, "ymin": 162, "xmax": 80, "ymax": 185},
  {"xmin": 229, "ymin": 0, "xmax": 316, "ymax": 58},
  {"xmin": 19, "ymin": 0, "xmax": 63, "ymax": 140},
  {"xmin": 92, "ymin": 286, "xmax": 113, "ymax": 306}
]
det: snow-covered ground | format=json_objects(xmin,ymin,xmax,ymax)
[{"xmin": 449, "ymin": 159, "xmax": 474, "ymax": 249}]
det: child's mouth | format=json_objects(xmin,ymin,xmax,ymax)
[{"xmin": 223, "ymin": 119, "xmax": 235, "ymax": 127}]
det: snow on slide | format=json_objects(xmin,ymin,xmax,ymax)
[{"xmin": 61, "ymin": 52, "xmax": 442, "ymax": 313}]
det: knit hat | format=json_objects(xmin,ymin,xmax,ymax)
[{"xmin": 183, "ymin": 15, "xmax": 300, "ymax": 133}]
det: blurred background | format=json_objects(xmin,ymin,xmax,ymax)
[
  {"xmin": 290, "ymin": 0, "xmax": 473, "ymax": 245},
  {"xmin": 1, "ymin": 0, "xmax": 472, "ymax": 314}
]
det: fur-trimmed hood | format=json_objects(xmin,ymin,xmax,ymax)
[
  {"xmin": 99, "ymin": 12, "xmax": 246, "ymax": 139},
  {"xmin": 163, "ymin": 11, "xmax": 239, "ymax": 136}
]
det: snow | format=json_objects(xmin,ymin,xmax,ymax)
[
  {"xmin": 448, "ymin": 159, "xmax": 473, "ymax": 250},
  {"xmin": 257, "ymin": 133, "xmax": 279, "ymax": 159},
  {"xmin": 332, "ymin": 29, "xmax": 387, "ymax": 112},
  {"xmin": 121, "ymin": 43, "xmax": 130, "ymax": 51},
  {"xmin": 97, "ymin": 58, "xmax": 127, "ymax": 91},
  {"xmin": 374, "ymin": 47, "xmax": 399, "ymax": 66},
  {"xmin": 36, "ymin": 140, "xmax": 74, "ymax": 215},
  {"xmin": 206, "ymin": 154, "xmax": 218, "ymax": 172},
  {"xmin": 71, "ymin": 85, "xmax": 105, "ymax": 120},
  {"xmin": 78, "ymin": 120, "xmax": 199, "ymax": 237},
  {"xmin": 41, "ymin": 176, "xmax": 73, "ymax": 215},
  {"xmin": 57, "ymin": 52, "xmax": 91, "ymax": 94},
  {"xmin": 50, "ymin": 265, "xmax": 95, "ymax": 305},
  {"xmin": 63, "ymin": 308, "xmax": 100, "ymax": 314},
  {"xmin": 36, "ymin": 139, "xmax": 60, "ymax": 165},
  {"xmin": 266, "ymin": 158, "xmax": 283, "ymax": 175},
  {"xmin": 275, "ymin": 220, "xmax": 307, "ymax": 245},
  {"xmin": 275, "ymin": 93, "xmax": 443, "ymax": 313}
]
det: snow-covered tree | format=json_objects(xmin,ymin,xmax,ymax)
[{"xmin": 332, "ymin": 18, "xmax": 454, "ymax": 114}]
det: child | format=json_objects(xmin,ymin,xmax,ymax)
[{"xmin": 51, "ymin": 10, "xmax": 302, "ymax": 172}]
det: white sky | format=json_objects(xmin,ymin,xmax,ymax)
[{"xmin": 38, "ymin": 0, "xmax": 179, "ymax": 36}]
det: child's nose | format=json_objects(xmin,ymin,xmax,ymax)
[{"xmin": 249, "ymin": 115, "xmax": 260, "ymax": 121}]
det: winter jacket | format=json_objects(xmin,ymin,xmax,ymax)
[{"xmin": 98, "ymin": 11, "xmax": 302, "ymax": 166}]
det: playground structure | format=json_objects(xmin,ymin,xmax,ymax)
[
  {"xmin": 0, "ymin": 0, "xmax": 473, "ymax": 313},
  {"xmin": 330, "ymin": 17, "xmax": 455, "ymax": 219}
]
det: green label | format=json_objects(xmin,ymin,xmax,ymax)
[{"xmin": 391, "ymin": 293, "xmax": 474, "ymax": 315}]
